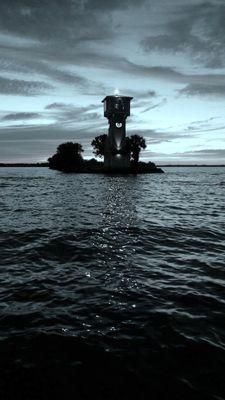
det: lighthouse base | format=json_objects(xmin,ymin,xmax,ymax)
[{"xmin": 104, "ymin": 154, "xmax": 130, "ymax": 171}]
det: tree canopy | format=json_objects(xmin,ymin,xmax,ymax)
[
  {"xmin": 48, "ymin": 141, "xmax": 84, "ymax": 171},
  {"xmin": 47, "ymin": 135, "xmax": 151, "ymax": 173},
  {"xmin": 91, "ymin": 134, "xmax": 107, "ymax": 158},
  {"xmin": 127, "ymin": 135, "xmax": 146, "ymax": 166}
]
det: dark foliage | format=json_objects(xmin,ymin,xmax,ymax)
[
  {"xmin": 127, "ymin": 135, "xmax": 147, "ymax": 166},
  {"xmin": 47, "ymin": 137, "xmax": 162, "ymax": 174},
  {"xmin": 48, "ymin": 142, "xmax": 84, "ymax": 171},
  {"xmin": 91, "ymin": 134, "xmax": 146, "ymax": 166},
  {"xmin": 91, "ymin": 134, "xmax": 107, "ymax": 158}
]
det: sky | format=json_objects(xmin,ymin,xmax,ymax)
[{"xmin": 0, "ymin": 0, "xmax": 225, "ymax": 164}]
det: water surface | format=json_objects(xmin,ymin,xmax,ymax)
[{"xmin": 0, "ymin": 167, "xmax": 225, "ymax": 399}]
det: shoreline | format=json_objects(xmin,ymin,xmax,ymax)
[
  {"xmin": 0, "ymin": 162, "xmax": 164, "ymax": 173},
  {"xmin": 0, "ymin": 163, "xmax": 49, "ymax": 167},
  {"xmin": 159, "ymin": 164, "xmax": 225, "ymax": 167},
  {"xmin": 0, "ymin": 163, "xmax": 225, "ymax": 168}
]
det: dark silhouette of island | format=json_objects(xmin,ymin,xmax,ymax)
[
  {"xmin": 48, "ymin": 95, "xmax": 164, "ymax": 174},
  {"xmin": 48, "ymin": 137, "xmax": 164, "ymax": 174}
]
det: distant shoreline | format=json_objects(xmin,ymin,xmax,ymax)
[
  {"xmin": 0, "ymin": 163, "xmax": 224, "ymax": 168},
  {"xmin": 159, "ymin": 165, "xmax": 225, "ymax": 167},
  {"xmin": 0, "ymin": 163, "xmax": 49, "ymax": 167}
]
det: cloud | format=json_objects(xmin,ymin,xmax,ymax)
[
  {"xmin": 3, "ymin": 9, "xmax": 225, "ymax": 99},
  {"xmin": 64, "ymin": 53, "xmax": 225, "ymax": 91},
  {"xmin": 141, "ymin": 99, "xmax": 167, "ymax": 113},
  {"xmin": 141, "ymin": 90, "xmax": 157, "ymax": 98},
  {"xmin": 128, "ymin": 128, "xmax": 195, "ymax": 145},
  {"xmin": 0, "ymin": 43, "xmax": 112, "ymax": 94},
  {"xmin": 0, "ymin": 102, "xmax": 105, "ymax": 138},
  {"xmin": 3, "ymin": 42, "xmax": 225, "ymax": 100},
  {"xmin": 184, "ymin": 148, "xmax": 225, "ymax": 157},
  {"xmin": 141, "ymin": 145, "xmax": 225, "ymax": 164},
  {"xmin": 2, "ymin": 112, "xmax": 40, "ymax": 121},
  {"xmin": 44, "ymin": 102, "xmax": 102, "ymax": 126},
  {"xmin": 85, "ymin": 0, "xmax": 146, "ymax": 10},
  {"xmin": 81, "ymin": 54, "xmax": 185, "ymax": 81},
  {"xmin": 0, "ymin": 76, "xmax": 52, "ymax": 96},
  {"xmin": 142, "ymin": 1, "xmax": 225, "ymax": 67},
  {"xmin": 179, "ymin": 83, "xmax": 225, "ymax": 97},
  {"xmin": 185, "ymin": 117, "xmax": 221, "ymax": 133},
  {"xmin": 0, "ymin": 0, "xmax": 114, "ymax": 43},
  {"xmin": 45, "ymin": 103, "xmax": 73, "ymax": 110},
  {"xmin": 173, "ymin": 148, "xmax": 225, "ymax": 161},
  {"xmin": 45, "ymin": 102, "xmax": 100, "ymax": 112},
  {"xmin": 0, "ymin": 122, "xmax": 104, "ymax": 142}
]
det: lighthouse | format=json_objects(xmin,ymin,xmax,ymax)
[{"xmin": 102, "ymin": 94, "xmax": 133, "ymax": 170}]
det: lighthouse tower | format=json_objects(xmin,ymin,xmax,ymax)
[{"xmin": 102, "ymin": 95, "xmax": 133, "ymax": 170}]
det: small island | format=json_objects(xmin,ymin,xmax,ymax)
[{"xmin": 48, "ymin": 94, "xmax": 163, "ymax": 174}]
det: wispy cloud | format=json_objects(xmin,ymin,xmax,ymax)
[
  {"xmin": 178, "ymin": 83, "xmax": 225, "ymax": 97},
  {"xmin": 2, "ymin": 112, "xmax": 40, "ymax": 121},
  {"xmin": 141, "ymin": 99, "xmax": 167, "ymax": 113},
  {"xmin": 142, "ymin": 1, "xmax": 225, "ymax": 67},
  {"xmin": 0, "ymin": 76, "xmax": 52, "ymax": 96}
]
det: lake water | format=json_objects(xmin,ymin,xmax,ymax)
[{"xmin": 0, "ymin": 167, "xmax": 225, "ymax": 399}]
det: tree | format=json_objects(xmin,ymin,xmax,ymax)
[
  {"xmin": 56, "ymin": 142, "xmax": 83, "ymax": 160},
  {"xmin": 48, "ymin": 141, "xmax": 84, "ymax": 170},
  {"xmin": 127, "ymin": 135, "xmax": 146, "ymax": 167},
  {"xmin": 91, "ymin": 134, "xmax": 107, "ymax": 158}
]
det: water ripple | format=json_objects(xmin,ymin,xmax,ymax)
[{"xmin": 0, "ymin": 167, "xmax": 225, "ymax": 399}]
